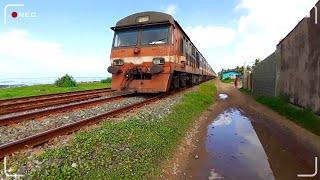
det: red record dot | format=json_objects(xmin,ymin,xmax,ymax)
[{"xmin": 11, "ymin": 12, "xmax": 18, "ymax": 18}]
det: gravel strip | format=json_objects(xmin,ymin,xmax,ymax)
[
  {"xmin": 0, "ymin": 95, "xmax": 147, "ymax": 145},
  {"xmin": 124, "ymin": 86, "xmax": 199, "ymax": 122}
]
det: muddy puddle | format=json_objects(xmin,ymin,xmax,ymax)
[
  {"xmin": 218, "ymin": 94, "xmax": 228, "ymax": 100},
  {"xmin": 191, "ymin": 108, "xmax": 319, "ymax": 180}
]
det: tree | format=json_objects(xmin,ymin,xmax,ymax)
[
  {"xmin": 236, "ymin": 66, "xmax": 240, "ymax": 72},
  {"xmin": 252, "ymin": 58, "xmax": 261, "ymax": 69},
  {"xmin": 254, "ymin": 59, "xmax": 260, "ymax": 65},
  {"xmin": 238, "ymin": 66, "xmax": 244, "ymax": 74}
]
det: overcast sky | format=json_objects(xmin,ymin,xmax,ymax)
[{"xmin": 0, "ymin": 0, "xmax": 318, "ymax": 78}]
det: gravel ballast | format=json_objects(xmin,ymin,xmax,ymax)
[{"xmin": 0, "ymin": 95, "xmax": 147, "ymax": 145}]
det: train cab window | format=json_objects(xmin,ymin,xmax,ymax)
[
  {"xmin": 141, "ymin": 27, "xmax": 169, "ymax": 45},
  {"xmin": 114, "ymin": 30, "xmax": 139, "ymax": 47}
]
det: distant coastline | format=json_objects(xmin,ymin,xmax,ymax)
[{"xmin": 0, "ymin": 77, "xmax": 109, "ymax": 88}]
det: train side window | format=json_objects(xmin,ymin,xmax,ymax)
[
  {"xmin": 183, "ymin": 39, "xmax": 187, "ymax": 56},
  {"xmin": 192, "ymin": 46, "xmax": 195, "ymax": 56},
  {"xmin": 180, "ymin": 37, "xmax": 184, "ymax": 55},
  {"xmin": 171, "ymin": 30, "xmax": 174, "ymax": 45},
  {"xmin": 185, "ymin": 54, "xmax": 187, "ymax": 65},
  {"xmin": 195, "ymin": 52, "xmax": 199, "ymax": 68}
]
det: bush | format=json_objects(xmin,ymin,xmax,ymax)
[
  {"xmin": 54, "ymin": 74, "xmax": 77, "ymax": 87},
  {"xmin": 100, "ymin": 77, "xmax": 112, "ymax": 83}
]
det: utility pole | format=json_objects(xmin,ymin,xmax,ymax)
[{"xmin": 243, "ymin": 61, "xmax": 246, "ymax": 88}]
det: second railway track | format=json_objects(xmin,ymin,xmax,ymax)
[
  {"xmin": 0, "ymin": 88, "xmax": 114, "ymax": 106},
  {"xmin": 0, "ymin": 92, "xmax": 133, "ymax": 126},
  {"xmin": 0, "ymin": 88, "xmax": 114, "ymax": 115}
]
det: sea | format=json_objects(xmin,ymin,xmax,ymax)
[{"xmin": 0, "ymin": 77, "xmax": 109, "ymax": 88}]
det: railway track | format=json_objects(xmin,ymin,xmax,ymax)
[
  {"xmin": 0, "ymin": 87, "xmax": 188, "ymax": 159},
  {"xmin": 0, "ymin": 93, "xmax": 133, "ymax": 126},
  {"xmin": 0, "ymin": 88, "xmax": 113, "ymax": 106},
  {"xmin": 0, "ymin": 89, "xmax": 115, "ymax": 116}
]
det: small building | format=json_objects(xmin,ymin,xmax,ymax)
[{"xmin": 221, "ymin": 70, "xmax": 241, "ymax": 80}]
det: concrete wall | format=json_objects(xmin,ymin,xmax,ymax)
[
  {"xmin": 252, "ymin": 51, "xmax": 280, "ymax": 97},
  {"xmin": 243, "ymin": 71, "xmax": 253, "ymax": 91},
  {"xmin": 278, "ymin": 2, "xmax": 320, "ymax": 114}
]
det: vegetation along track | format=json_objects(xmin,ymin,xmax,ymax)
[
  {"xmin": 0, "ymin": 87, "xmax": 188, "ymax": 159},
  {"xmin": 0, "ymin": 93, "xmax": 133, "ymax": 126},
  {"xmin": 0, "ymin": 89, "xmax": 190, "ymax": 158}
]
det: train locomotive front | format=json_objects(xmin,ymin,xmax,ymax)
[{"xmin": 108, "ymin": 11, "xmax": 216, "ymax": 93}]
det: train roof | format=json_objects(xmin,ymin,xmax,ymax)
[{"xmin": 112, "ymin": 11, "xmax": 175, "ymax": 29}]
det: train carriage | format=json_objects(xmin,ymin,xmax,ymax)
[{"xmin": 108, "ymin": 11, "xmax": 216, "ymax": 93}]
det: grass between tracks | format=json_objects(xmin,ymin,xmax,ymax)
[
  {"xmin": 0, "ymin": 83, "xmax": 111, "ymax": 100},
  {"xmin": 239, "ymin": 88, "xmax": 320, "ymax": 136},
  {"xmin": 21, "ymin": 81, "xmax": 216, "ymax": 179}
]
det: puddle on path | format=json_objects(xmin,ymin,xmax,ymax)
[
  {"xmin": 218, "ymin": 94, "xmax": 228, "ymax": 100},
  {"xmin": 191, "ymin": 108, "xmax": 318, "ymax": 180},
  {"xmin": 205, "ymin": 108, "xmax": 274, "ymax": 179}
]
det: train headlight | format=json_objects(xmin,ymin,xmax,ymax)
[
  {"xmin": 113, "ymin": 59, "xmax": 124, "ymax": 66},
  {"xmin": 153, "ymin": 58, "xmax": 165, "ymax": 65},
  {"xmin": 150, "ymin": 64, "xmax": 163, "ymax": 74},
  {"xmin": 108, "ymin": 66, "xmax": 121, "ymax": 74}
]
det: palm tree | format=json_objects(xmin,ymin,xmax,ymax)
[
  {"xmin": 236, "ymin": 66, "xmax": 240, "ymax": 72},
  {"xmin": 254, "ymin": 59, "xmax": 260, "ymax": 66}
]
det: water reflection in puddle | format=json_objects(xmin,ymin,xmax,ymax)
[
  {"xmin": 206, "ymin": 108, "xmax": 274, "ymax": 180},
  {"xmin": 218, "ymin": 94, "xmax": 228, "ymax": 100}
]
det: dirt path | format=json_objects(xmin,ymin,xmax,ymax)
[{"xmin": 160, "ymin": 80, "xmax": 320, "ymax": 180}]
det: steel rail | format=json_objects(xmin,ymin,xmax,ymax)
[
  {"xmin": 0, "ymin": 94, "xmax": 102, "ymax": 115},
  {"xmin": 0, "ymin": 93, "xmax": 133, "ymax": 126},
  {"xmin": 0, "ymin": 92, "xmax": 169, "ymax": 159},
  {"xmin": 0, "ymin": 88, "xmax": 113, "ymax": 105}
]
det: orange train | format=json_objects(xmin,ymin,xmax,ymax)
[{"xmin": 108, "ymin": 11, "xmax": 216, "ymax": 93}]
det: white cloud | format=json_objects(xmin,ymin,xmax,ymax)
[
  {"xmin": 164, "ymin": 5, "xmax": 177, "ymax": 15},
  {"xmin": 0, "ymin": 29, "xmax": 109, "ymax": 78},
  {"xmin": 185, "ymin": 25, "xmax": 235, "ymax": 49},
  {"xmin": 208, "ymin": 0, "xmax": 318, "ymax": 72},
  {"xmin": 0, "ymin": 30, "xmax": 62, "ymax": 60}
]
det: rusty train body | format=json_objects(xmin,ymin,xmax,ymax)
[{"xmin": 108, "ymin": 11, "xmax": 216, "ymax": 93}]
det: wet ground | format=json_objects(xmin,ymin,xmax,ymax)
[
  {"xmin": 200, "ymin": 107, "xmax": 276, "ymax": 179},
  {"xmin": 162, "ymin": 81, "xmax": 320, "ymax": 180}
]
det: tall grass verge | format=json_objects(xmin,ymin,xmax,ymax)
[{"xmin": 255, "ymin": 96, "xmax": 320, "ymax": 136}]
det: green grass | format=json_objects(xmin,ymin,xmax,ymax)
[
  {"xmin": 21, "ymin": 81, "xmax": 216, "ymax": 179},
  {"xmin": 0, "ymin": 83, "xmax": 111, "ymax": 100},
  {"xmin": 255, "ymin": 96, "xmax": 320, "ymax": 136},
  {"xmin": 239, "ymin": 89, "xmax": 320, "ymax": 136},
  {"xmin": 221, "ymin": 78, "xmax": 235, "ymax": 83}
]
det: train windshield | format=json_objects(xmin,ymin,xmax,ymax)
[
  {"xmin": 114, "ymin": 30, "xmax": 139, "ymax": 47},
  {"xmin": 141, "ymin": 27, "xmax": 168, "ymax": 45}
]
